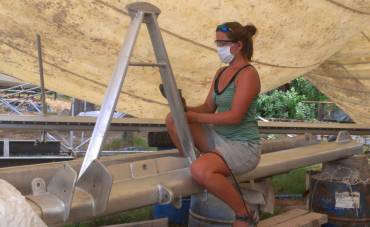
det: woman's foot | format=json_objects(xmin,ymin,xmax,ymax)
[{"xmin": 233, "ymin": 210, "xmax": 259, "ymax": 227}]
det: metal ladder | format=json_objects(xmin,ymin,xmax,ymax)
[
  {"xmin": 27, "ymin": 2, "xmax": 197, "ymax": 224},
  {"xmin": 79, "ymin": 2, "xmax": 196, "ymax": 178}
]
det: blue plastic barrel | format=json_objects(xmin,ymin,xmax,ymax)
[
  {"xmin": 188, "ymin": 193, "xmax": 235, "ymax": 227},
  {"xmin": 153, "ymin": 196, "xmax": 191, "ymax": 225}
]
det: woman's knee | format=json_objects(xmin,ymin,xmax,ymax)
[
  {"xmin": 190, "ymin": 160, "xmax": 213, "ymax": 185},
  {"xmin": 190, "ymin": 161, "xmax": 204, "ymax": 184}
]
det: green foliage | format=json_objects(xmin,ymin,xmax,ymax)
[
  {"xmin": 102, "ymin": 133, "xmax": 149, "ymax": 150},
  {"xmin": 364, "ymin": 145, "xmax": 369, "ymax": 154},
  {"xmin": 257, "ymin": 77, "xmax": 326, "ymax": 120},
  {"xmin": 290, "ymin": 77, "xmax": 327, "ymax": 101},
  {"xmin": 102, "ymin": 137, "xmax": 127, "ymax": 150},
  {"xmin": 295, "ymin": 102, "xmax": 316, "ymax": 120},
  {"xmin": 133, "ymin": 136, "xmax": 149, "ymax": 147},
  {"xmin": 257, "ymin": 88, "xmax": 314, "ymax": 120},
  {"xmin": 271, "ymin": 168, "xmax": 307, "ymax": 194}
]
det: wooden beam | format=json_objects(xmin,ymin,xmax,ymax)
[{"xmin": 258, "ymin": 209, "xmax": 327, "ymax": 227}]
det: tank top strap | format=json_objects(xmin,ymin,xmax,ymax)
[
  {"xmin": 214, "ymin": 64, "xmax": 253, "ymax": 95},
  {"xmin": 229, "ymin": 64, "xmax": 253, "ymax": 85}
]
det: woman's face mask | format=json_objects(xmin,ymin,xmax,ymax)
[{"xmin": 217, "ymin": 45, "xmax": 235, "ymax": 64}]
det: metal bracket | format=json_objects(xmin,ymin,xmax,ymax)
[
  {"xmin": 76, "ymin": 159, "xmax": 112, "ymax": 216},
  {"xmin": 127, "ymin": 2, "xmax": 161, "ymax": 17},
  {"xmin": 157, "ymin": 184, "xmax": 174, "ymax": 204},
  {"xmin": 27, "ymin": 164, "xmax": 77, "ymax": 224},
  {"xmin": 31, "ymin": 177, "xmax": 47, "ymax": 195},
  {"xmin": 336, "ymin": 130, "xmax": 351, "ymax": 143}
]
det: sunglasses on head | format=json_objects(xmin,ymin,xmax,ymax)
[
  {"xmin": 216, "ymin": 24, "xmax": 233, "ymax": 33},
  {"xmin": 215, "ymin": 24, "xmax": 237, "ymax": 47}
]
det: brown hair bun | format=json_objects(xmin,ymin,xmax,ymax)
[{"xmin": 244, "ymin": 24, "xmax": 257, "ymax": 37}]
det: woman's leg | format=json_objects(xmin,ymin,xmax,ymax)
[
  {"xmin": 166, "ymin": 113, "xmax": 250, "ymax": 226},
  {"xmin": 165, "ymin": 113, "xmax": 210, "ymax": 156},
  {"xmin": 190, "ymin": 152, "xmax": 249, "ymax": 227}
]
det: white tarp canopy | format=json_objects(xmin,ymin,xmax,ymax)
[{"xmin": 0, "ymin": 1, "xmax": 369, "ymax": 122}]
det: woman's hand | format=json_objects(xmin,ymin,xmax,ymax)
[{"xmin": 186, "ymin": 111, "xmax": 199, "ymax": 123}]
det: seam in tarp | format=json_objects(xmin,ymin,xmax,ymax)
[{"xmin": 325, "ymin": 0, "xmax": 370, "ymax": 15}]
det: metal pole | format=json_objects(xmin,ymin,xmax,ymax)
[
  {"xmin": 75, "ymin": 138, "xmax": 91, "ymax": 151},
  {"xmin": 0, "ymin": 82, "xmax": 32, "ymax": 93},
  {"xmin": 69, "ymin": 98, "xmax": 75, "ymax": 152},
  {"xmin": 2, "ymin": 85, "xmax": 37, "ymax": 98},
  {"xmin": 3, "ymin": 139, "xmax": 9, "ymax": 157},
  {"xmin": 78, "ymin": 11, "xmax": 144, "ymax": 179},
  {"xmin": 80, "ymin": 101, "xmax": 87, "ymax": 151},
  {"xmin": 146, "ymin": 14, "xmax": 196, "ymax": 161},
  {"xmin": 36, "ymin": 34, "xmax": 48, "ymax": 142},
  {"xmin": 0, "ymin": 98, "xmax": 22, "ymax": 114},
  {"xmin": 36, "ymin": 34, "xmax": 47, "ymax": 115},
  {"xmin": 129, "ymin": 62, "xmax": 166, "ymax": 67}
]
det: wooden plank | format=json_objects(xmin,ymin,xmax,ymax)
[
  {"xmin": 275, "ymin": 212, "xmax": 327, "ymax": 227},
  {"xmin": 258, "ymin": 209, "xmax": 309, "ymax": 227},
  {"xmin": 103, "ymin": 218, "xmax": 168, "ymax": 227}
]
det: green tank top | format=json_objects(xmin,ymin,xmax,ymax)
[{"xmin": 213, "ymin": 65, "xmax": 260, "ymax": 143}]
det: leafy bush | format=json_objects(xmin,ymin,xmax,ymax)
[
  {"xmin": 257, "ymin": 88, "xmax": 308, "ymax": 119},
  {"xmin": 257, "ymin": 77, "xmax": 325, "ymax": 120},
  {"xmin": 290, "ymin": 77, "xmax": 327, "ymax": 101},
  {"xmin": 295, "ymin": 102, "xmax": 316, "ymax": 120}
]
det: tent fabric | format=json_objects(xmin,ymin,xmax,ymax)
[
  {"xmin": 305, "ymin": 30, "xmax": 370, "ymax": 124},
  {"xmin": 0, "ymin": 1, "xmax": 369, "ymax": 122}
]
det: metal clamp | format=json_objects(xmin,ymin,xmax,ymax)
[
  {"xmin": 27, "ymin": 164, "xmax": 77, "ymax": 224},
  {"xmin": 76, "ymin": 159, "xmax": 112, "ymax": 216}
]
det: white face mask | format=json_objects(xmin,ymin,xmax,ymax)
[{"xmin": 217, "ymin": 46, "xmax": 234, "ymax": 64}]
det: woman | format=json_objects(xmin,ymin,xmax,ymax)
[{"xmin": 166, "ymin": 22, "xmax": 261, "ymax": 227}]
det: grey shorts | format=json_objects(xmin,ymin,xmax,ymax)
[{"xmin": 202, "ymin": 125, "xmax": 261, "ymax": 174}]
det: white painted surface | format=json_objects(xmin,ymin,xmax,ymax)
[{"xmin": 0, "ymin": 179, "xmax": 46, "ymax": 227}]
